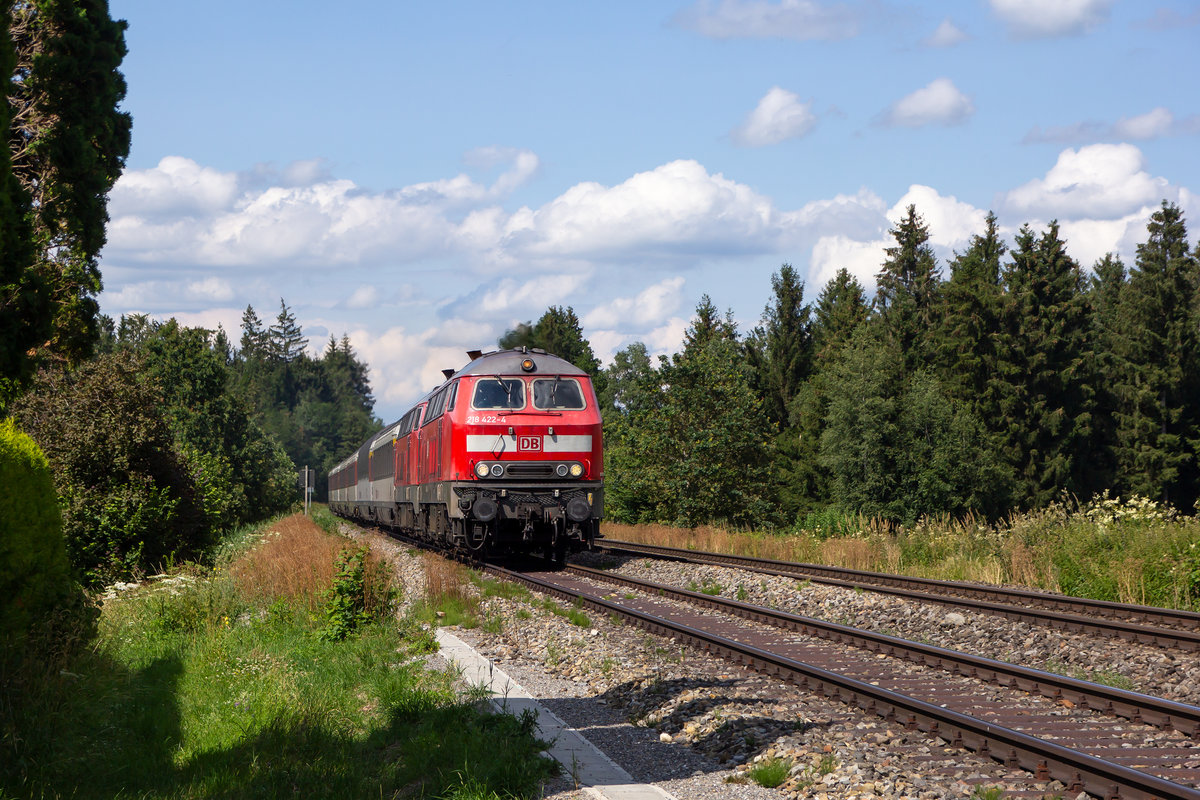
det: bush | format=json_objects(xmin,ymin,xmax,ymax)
[
  {"xmin": 11, "ymin": 354, "xmax": 207, "ymax": 586},
  {"xmin": 0, "ymin": 419, "xmax": 91, "ymax": 648}
]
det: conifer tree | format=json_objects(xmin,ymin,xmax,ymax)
[
  {"xmin": 1112, "ymin": 202, "xmax": 1200, "ymax": 509},
  {"xmin": 993, "ymin": 223, "xmax": 1096, "ymax": 508},
  {"xmin": 937, "ymin": 211, "xmax": 1005, "ymax": 415},
  {"xmin": 239, "ymin": 304, "xmax": 269, "ymax": 361},
  {"xmin": 811, "ymin": 267, "xmax": 869, "ymax": 366},
  {"xmin": 268, "ymin": 299, "xmax": 308, "ymax": 363},
  {"xmin": 874, "ymin": 204, "xmax": 941, "ymax": 373},
  {"xmin": 8, "ymin": 0, "xmax": 131, "ymax": 363},
  {"xmin": 499, "ymin": 306, "xmax": 600, "ymax": 374},
  {"xmin": 1084, "ymin": 253, "xmax": 1128, "ymax": 493},
  {"xmin": 745, "ymin": 264, "xmax": 812, "ymax": 426}
]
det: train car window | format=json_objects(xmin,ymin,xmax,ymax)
[
  {"xmin": 532, "ymin": 378, "xmax": 585, "ymax": 410},
  {"xmin": 426, "ymin": 386, "xmax": 449, "ymax": 422},
  {"xmin": 472, "ymin": 378, "xmax": 525, "ymax": 410},
  {"xmin": 445, "ymin": 381, "xmax": 458, "ymax": 412}
]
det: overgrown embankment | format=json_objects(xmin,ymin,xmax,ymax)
[
  {"xmin": 606, "ymin": 494, "xmax": 1200, "ymax": 610},
  {"xmin": 1, "ymin": 511, "xmax": 556, "ymax": 800}
]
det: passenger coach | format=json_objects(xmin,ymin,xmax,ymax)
[{"xmin": 328, "ymin": 348, "xmax": 603, "ymax": 563}]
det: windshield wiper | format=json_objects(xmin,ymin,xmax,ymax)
[{"xmin": 494, "ymin": 375, "xmax": 515, "ymax": 408}]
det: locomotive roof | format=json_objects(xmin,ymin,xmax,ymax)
[{"xmin": 453, "ymin": 348, "xmax": 588, "ymax": 379}]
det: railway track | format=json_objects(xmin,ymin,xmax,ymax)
[
  {"xmin": 480, "ymin": 560, "xmax": 1200, "ymax": 800},
  {"xmin": 597, "ymin": 539, "xmax": 1200, "ymax": 651}
]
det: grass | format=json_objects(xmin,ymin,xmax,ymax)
[
  {"xmin": 745, "ymin": 756, "xmax": 793, "ymax": 788},
  {"xmin": 2, "ymin": 512, "xmax": 557, "ymax": 799},
  {"xmin": 603, "ymin": 492, "xmax": 1200, "ymax": 610}
]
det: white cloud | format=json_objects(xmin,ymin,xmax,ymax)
[
  {"xmin": 1003, "ymin": 143, "xmax": 1171, "ymax": 219},
  {"xmin": 505, "ymin": 160, "xmax": 781, "ymax": 261},
  {"xmin": 583, "ymin": 277, "xmax": 686, "ymax": 330},
  {"xmin": 988, "ymin": 0, "xmax": 1113, "ymax": 38},
  {"xmin": 809, "ymin": 234, "xmax": 889, "ymax": 289},
  {"xmin": 731, "ymin": 87, "xmax": 818, "ymax": 147},
  {"xmin": 888, "ymin": 186, "xmax": 986, "ymax": 251},
  {"xmin": 1113, "ymin": 107, "xmax": 1176, "ymax": 140},
  {"xmin": 110, "ymin": 155, "xmax": 240, "ymax": 216},
  {"xmin": 343, "ymin": 286, "xmax": 378, "ymax": 310},
  {"xmin": 186, "ymin": 277, "xmax": 234, "ymax": 302},
  {"xmin": 1023, "ymin": 107, "xmax": 1200, "ymax": 144},
  {"xmin": 922, "ymin": 18, "xmax": 967, "ymax": 47},
  {"xmin": 674, "ymin": 0, "xmax": 862, "ymax": 41},
  {"xmin": 878, "ymin": 78, "xmax": 974, "ymax": 128}
]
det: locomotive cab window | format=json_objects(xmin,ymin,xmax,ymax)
[
  {"xmin": 472, "ymin": 378, "xmax": 525, "ymax": 410},
  {"xmin": 532, "ymin": 377, "xmax": 585, "ymax": 410}
]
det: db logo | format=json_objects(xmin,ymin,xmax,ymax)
[{"xmin": 518, "ymin": 436, "xmax": 541, "ymax": 452}]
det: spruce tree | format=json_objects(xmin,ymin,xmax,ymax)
[
  {"xmin": 936, "ymin": 211, "xmax": 1005, "ymax": 414},
  {"xmin": 993, "ymin": 223, "xmax": 1095, "ymax": 508},
  {"xmin": 811, "ymin": 268, "xmax": 869, "ymax": 367},
  {"xmin": 1112, "ymin": 202, "xmax": 1200, "ymax": 509},
  {"xmin": 239, "ymin": 304, "xmax": 269, "ymax": 361},
  {"xmin": 499, "ymin": 306, "xmax": 599, "ymax": 374},
  {"xmin": 268, "ymin": 299, "xmax": 308, "ymax": 363},
  {"xmin": 874, "ymin": 204, "xmax": 941, "ymax": 373},
  {"xmin": 8, "ymin": 0, "xmax": 132, "ymax": 363},
  {"xmin": 745, "ymin": 264, "xmax": 812, "ymax": 426},
  {"xmin": 1084, "ymin": 253, "xmax": 1128, "ymax": 493}
]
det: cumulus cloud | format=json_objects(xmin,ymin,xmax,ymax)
[
  {"xmin": 731, "ymin": 87, "xmax": 818, "ymax": 147},
  {"xmin": 888, "ymin": 186, "xmax": 986, "ymax": 251},
  {"xmin": 673, "ymin": 0, "xmax": 863, "ymax": 41},
  {"xmin": 503, "ymin": 160, "xmax": 781, "ymax": 261},
  {"xmin": 1023, "ymin": 107, "xmax": 1200, "ymax": 144},
  {"xmin": 877, "ymin": 78, "xmax": 974, "ymax": 128},
  {"xmin": 988, "ymin": 0, "xmax": 1113, "ymax": 38},
  {"xmin": 186, "ymin": 277, "xmax": 235, "ymax": 302},
  {"xmin": 583, "ymin": 277, "xmax": 686, "ymax": 330},
  {"xmin": 1002, "ymin": 143, "xmax": 1170, "ymax": 219},
  {"xmin": 343, "ymin": 286, "xmax": 379, "ymax": 310},
  {"xmin": 922, "ymin": 18, "xmax": 968, "ymax": 47}
]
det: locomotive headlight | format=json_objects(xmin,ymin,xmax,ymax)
[
  {"xmin": 521, "ymin": 358, "xmax": 536, "ymax": 372},
  {"xmin": 569, "ymin": 463, "xmax": 584, "ymax": 478},
  {"xmin": 490, "ymin": 463, "xmax": 505, "ymax": 478},
  {"xmin": 555, "ymin": 464, "xmax": 568, "ymax": 477},
  {"xmin": 475, "ymin": 462, "xmax": 490, "ymax": 478}
]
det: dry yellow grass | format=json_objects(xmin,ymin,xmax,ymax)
[
  {"xmin": 230, "ymin": 513, "xmax": 395, "ymax": 613},
  {"xmin": 421, "ymin": 552, "xmax": 471, "ymax": 604}
]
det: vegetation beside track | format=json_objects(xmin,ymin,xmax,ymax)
[
  {"xmin": 604, "ymin": 492, "xmax": 1200, "ymax": 610},
  {"xmin": 1, "ymin": 510, "xmax": 556, "ymax": 800}
]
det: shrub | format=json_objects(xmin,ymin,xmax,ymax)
[
  {"xmin": 11, "ymin": 353, "xmax": 207, "ymax": 586},
  {"xmin": 0, "ymin": 418, "xmax": 95, "ymax": 712}
]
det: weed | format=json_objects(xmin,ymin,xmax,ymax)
[
  {"xmin": 736, "ymin": 583, "xmax": 748, "ymax": 601},
  {"xmin": 746, "ymin": 757, "xmax": 793, "ymax": 788},
  {"xmin": 972, "ymin": 786, "xmax": 1006, "ymax": 800}
]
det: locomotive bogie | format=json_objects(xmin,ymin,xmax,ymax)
[{"xmin": 327, "ymin": 348, "xmax": 604, "ymax": 563}]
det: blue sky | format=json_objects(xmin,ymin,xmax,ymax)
[{"xmin": 100, "ymin": 0, "xmax": 1200, "ymax": 421}]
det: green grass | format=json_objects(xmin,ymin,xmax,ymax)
[
  {"xmin": 745, "ymin": 756, "xmax": 793, "ymax": 788},
  {"xmin": 2, "ymin": 519, "xmax": 556, "ymax": 800}
]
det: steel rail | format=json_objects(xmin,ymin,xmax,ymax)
[
  {"xmin": 486, "ymin": 562, "xmax": 1200, "ymax": 800},
  {"xmin": 566, "ymin": 564, "xmax": 1200, "ymax": 735},
  {"xmin": 598, "ymin": 539, "xmax": 1200, "ymax": 650}
]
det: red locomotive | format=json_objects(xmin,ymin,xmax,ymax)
[{"xmin": 328, "ymin": 348, "xmax": 603, "ymax": 563}]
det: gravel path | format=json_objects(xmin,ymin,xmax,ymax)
[{"xmin": 349, "ymin": 526, "xmax": 1199, "ymax": 800}]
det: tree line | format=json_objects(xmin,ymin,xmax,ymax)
[{"xmin": 508, "ymin": 202, "xmax": 1200, "ymax": 527}]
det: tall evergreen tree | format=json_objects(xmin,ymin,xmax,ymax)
[
  {"xmin": 1084, "ymin": 253, "xmax": 1128, "ymax": 493},
  {"xmin": 0, "ymin": 8, "xmax": 38, "ymax": 401},
  {"xmin": 1112, "ymin": 202, "xmax": 1200, "ymax": 509},
  {"xmin": 239, "ymin": 304, "xmax": 269, "ymax": 361},
  {"xmin": 811, "ymin": 268, "xmax": 869, "ymax": 367},
  {"xmin": 874, "ymin": 204, "xmax": 942, "ymax": 373},
  {"xmin": 8, "ymin": 0, "xmax": 131, "ymax": 363},
  {"xmin": 936, "ymin": 211, "xmax": 1006, "ymax": 415},
  {"xmin": 745, "ymin": 264, "xmax": 812, "ymax": 426},
  {"xmin": 993, "ymin": 223, "xmax": 1096, "ymax": 508},
  {"xmin": 268, "ymin": 299, "xmax": 308, "ymax": 363}
]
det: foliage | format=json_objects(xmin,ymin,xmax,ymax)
[
  {"xmin": 1111, "ymin": 202, "xmax": 1200, "ymax": 510},
  {"xmin": 8, "ymin": 0, "xmax": 132, "ymax": 365},
  {"xmin": 1, "ymin": 517, "xmax": 555, "ymax": 800},
  {"xmin": 0, "ymin": 9, "xmax": 39, "ymax": 397},
  {"xmin": 500, "ymin": 304, "xmax": 600, "ymax": 374},
  {"xmin": 319, "ymin": 546, "xmax": 395, "ymax": 641},
  {"xmin": 11, "ymin": 352, "xmax": 208, "ymax": 586},
  {"xmin": 746, "ymin": 756, "xmax": 793, "ymax": 788},
  {"xmin": 0, "ymin": 419, "xmax": 95, "ymax": 667}
]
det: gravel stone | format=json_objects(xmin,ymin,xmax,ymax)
[{"xmin": 353, "ymin": 527, "xmax": 1200, "ymax": 799}]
